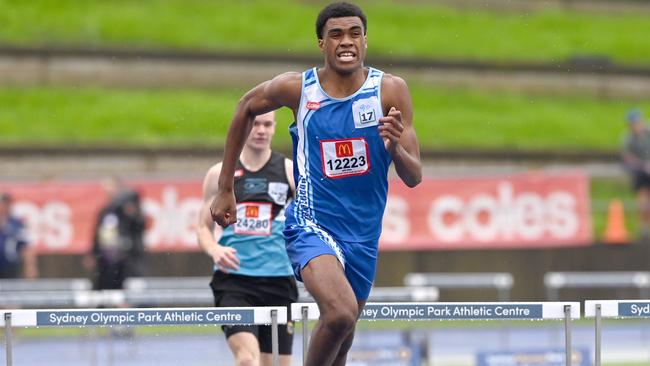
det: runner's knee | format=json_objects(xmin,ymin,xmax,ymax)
[
  {"xmin": 230, "ymin": 338, "xmax": 260, "ymax": 366},
  {"xmin": 321, "ymin": 307, "xmax": 357, "ymax": 335},
  {"xmin": 235, "ymin": 351, "xmax": 258, "ymax": 366}
]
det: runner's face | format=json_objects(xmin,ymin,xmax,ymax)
[
  {"xmin": 319, "ymin": 16, "xmax": 366, "ymax": 74},
  {"xmin": 246, "ymin": 112, "xmax": 276, "ymax": 151}
]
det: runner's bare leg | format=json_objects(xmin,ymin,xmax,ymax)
[{"xmin": 301, "ymin": 255, "xmax": 359, "ymax": 365}]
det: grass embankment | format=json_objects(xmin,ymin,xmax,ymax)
[
  {"xmin": 1, "ymin": 85, "xmax": 645, "ymax": 151},
  {"xmin": 0, "ymin": 0, "xmax": 649, "ymax": 65}
]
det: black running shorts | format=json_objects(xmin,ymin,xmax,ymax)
[{"xmin": 210, "ymin": 271, "xmax": 298, "ymax": 354}]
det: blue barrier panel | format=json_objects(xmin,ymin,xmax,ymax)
[
  {"xmin": 360, "ymin": 303, "xmax": 543, "ymax": 320},
  {"xmin": 477, "ymin": 348, "xmax": 591, "ymax": 366},
  {"xmin": 36, "ymin": 309, "xmax": 253, "ymax": 326},
  {"xmin": 1, "ymin": 306, "xmax": 285, "ymax": 327},
  {"xmin": 619, "ymin": 302, "xmax": 650, "ymax": 317},
  {"xmin": 348, "ymin": 345, "xmax": 420, "ymax": 366},
  {"xmin": 293, "ymin": 302, "xmax": 580, "ymax": 321}
]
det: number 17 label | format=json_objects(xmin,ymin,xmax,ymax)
[{"xmin": 352, "ymin": 96, "xmax": 380, "ymax": 129}]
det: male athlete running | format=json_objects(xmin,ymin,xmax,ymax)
[
  {"xmin": 211, "ymin": 3, "xmax": 421, "ymax": 365},
  {"xmin": 198, "ymin": 111, "xmax": 296, "ymax": 366}
]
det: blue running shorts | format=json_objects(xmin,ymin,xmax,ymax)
[{"xmin": 283, "ymin": 224, "xmax": 379, "ymax": 300}]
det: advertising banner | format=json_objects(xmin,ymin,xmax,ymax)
[
  {"xmin": 0, "ymin": 172, "xmax": 591, "ymax": 254},
  {"xmin": 380, "ymin": 172, "xmax": 592, "ymax": 250}
]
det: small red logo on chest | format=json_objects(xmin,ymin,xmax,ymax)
[
  {"xmin": 335, "ymin": 141, "xmax": 354, "ymax": 157},
  {"xmin": 306, "ymin": 101, "xmax": 321, "ymax": 110},
  {"xmin": 245, "ymin": 205, "xmax": 259, "ymax": 218}
]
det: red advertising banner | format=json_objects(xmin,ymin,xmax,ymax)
[
  {"xmin": 380, "ymin": 172, "xmax": 592, "ymax": 250},
  {"xmin": 0, "ymin": 180, "xmax": 204, "ymax": 254},
  {"xmin": 0, "ymin": 172, "xmax": 591, "ymax": 254}
]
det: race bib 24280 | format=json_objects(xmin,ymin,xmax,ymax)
[
  {"xmin": 320, "ymin": 138, "xmax": 370, "ymax": 179},
  {"xmin": 234, "ymin": 202, "xmax": 272, "ymax": 236}
]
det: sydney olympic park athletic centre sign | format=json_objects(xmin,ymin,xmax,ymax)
[
  {"xmin": 360, "ymin": 303, "xmax": 542, "ymax": 320},
  {"xmin": 0, "ymin": 302, "xmax": 578, "ymax": 327},
  {"xmin": 0, "ymin": 307, "xmax": 286, "ymax": 327}
]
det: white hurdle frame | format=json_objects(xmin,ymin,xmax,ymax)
[
  {"xmin": 1, "ymin": 306, "xmax": 287, "ymax": 366},
  {"xmin": 292, "ymin": 302, "xmax": 580, "ymax": 366},
  {"xmin": 585, "ymin": 299, "xmax": 650, "ymax": 366}
]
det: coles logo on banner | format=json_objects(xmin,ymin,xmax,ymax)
[{"xmin": 380, "ymin": 172, "xmax": 592, "ymax": 250}]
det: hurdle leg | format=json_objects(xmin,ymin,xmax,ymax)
[
  {"xmin": 107, "ymin": 326, "xmax": 115, "ymax": 366},
  {"xmin": 271, "ymin": 309, "xmax": 279, "ymax": 366},
  {"xmin": 89, "ymin": 326, "xmax": 99, "ymax": 366},
  {"xmin": 4, "ymin": 313, "xmax": 13, "ymax": 366},
  {"xmin": 595, "ymin": 304, "xmax": 602, "ymax": 366},
  {"xmin": 564, "ymin": 305, "xmax": 572, "ymax": 366},
  {"xmin": 301, "ymin": 306, "xmax": 309, "ymax": 366}
]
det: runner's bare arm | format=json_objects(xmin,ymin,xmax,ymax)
[
  {"xmin": 380, "ymin": 74, "xmax": 422, "ymax": 187},
  {"xmin": 197, "ymin": 163, "xmax": 240, "ymax": 272},
  {"xmin": 210, "ymin": 72, "xmax": 301, "ymax": 227}
]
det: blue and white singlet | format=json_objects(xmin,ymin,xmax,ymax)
[{"xmin": 285, "ymin": 67, "xmax": 391, "ymax": 242}]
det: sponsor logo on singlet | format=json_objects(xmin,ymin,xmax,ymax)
[{"xmin": 306, "ymin": 101, "xmax": 321, "ymax": 110}]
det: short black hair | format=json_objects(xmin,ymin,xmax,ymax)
[{"xmin": 316, "ymin": 2, "xmax": 367, "ymax": 39}]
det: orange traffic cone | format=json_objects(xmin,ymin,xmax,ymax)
[{"xmin": 603, "ymin": 199, "xmax": 629, "ymax": 244}]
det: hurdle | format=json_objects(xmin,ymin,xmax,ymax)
[
  {"xmin": 1, "ymin": 306, "xmax": 287, "ymax": 366},
  {"xmin": 404, "ymin": 272, "xmax": 514, "ymax": 301},
  {"xmin": 0, "ymin": 278, "xmax": 95, "ymax": 308},
  {"xmin": 292, "ymin": 301, "xmax": 580, "ymax": 366},
  {"xmin": 0, "ymin": 278, "xmax": 92, "ymax": 292},
  {"xmin": 544, "ymin": 271, "xmax": 650, "ymax": 301},
  {"xmin": 585, "ymin": 299, "xmax": 650, "ymax": 366}
]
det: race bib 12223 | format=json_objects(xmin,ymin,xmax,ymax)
[{"xmin": 320, "ymin": 138, "xmax": 370, "ymax": 179}]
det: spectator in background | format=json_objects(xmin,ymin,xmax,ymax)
[
  {"xmin": 621, "ymin": 108, "xmax": 650, "ymax": 240},
  {"xmin": 0, "ymin": 192, "xmax": 38, "ymax": 279},
  {"xmin": 83, "ymin": 177, "xmax": 146, "ymax": 290}
]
